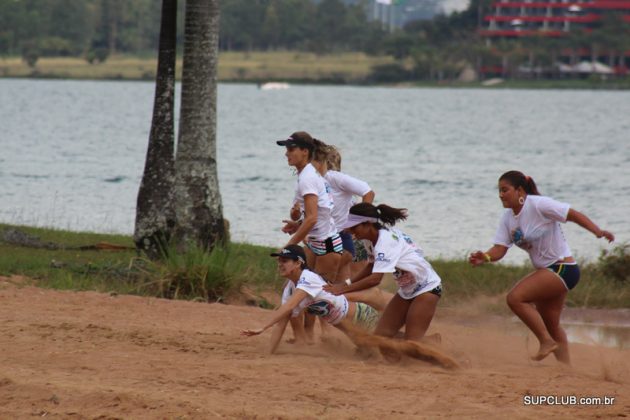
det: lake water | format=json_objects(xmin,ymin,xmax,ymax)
[{"xmin": 1, "ymin": 79, "xmax": 628, "ymax": 264}]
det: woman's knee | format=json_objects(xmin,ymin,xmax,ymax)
[{"xmin": 506, "ymin": 290, "xmax": 523, "ymax": 309}]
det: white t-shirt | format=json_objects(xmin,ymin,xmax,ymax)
[
  {"xmin": 324, "ymin": 170, "xmax": 371, "ymax": 231},
  {"xmin": 493, "ymin": 195, "xmax": 572, "ymax": 268},
  {"xmin": 291, "ymin": 269, "xmax": 349, "ymax": 325},
  {"xmin": 364, "ymin": 228, "xmax": 441, "ymax": 300},
  {"xmin": 293, "ymin": 163, "xmax": 336, "ymax": 240}
]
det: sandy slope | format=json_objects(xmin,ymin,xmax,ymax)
[{"xmin": 0, "ymin": 276, "xmax": 628, "ymax": 419}]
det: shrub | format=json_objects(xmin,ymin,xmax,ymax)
[
  {"xmin": 598, "ymin": 243, "xmax": 630, "ymax": 283},
  {"xmin": 138, "ymin": 244, "xmax": 233, "ymax": 302},
  {"xmin": 85, "ymin": 47, "xmax": 109, "ymax": 64}
]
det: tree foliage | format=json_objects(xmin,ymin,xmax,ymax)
[
  {"xmin": 1, "ymin": 0, "xmax": 628, "ymax": 81},
  {"xmin": 0, "ymin": 0, "xmax": 384, "ymax": 56}
]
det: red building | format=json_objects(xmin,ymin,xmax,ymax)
[
  {"xmin": 480, "ymin": 0, "xmax": 630, "ymax": 38},
  {"xmin": 479, "ymin": 1, "xmax": 630, "ymax": 76}
]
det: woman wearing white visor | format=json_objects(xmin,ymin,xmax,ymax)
[{"xmin": 324, "ymin": 203, "xmax": 443, "ymax": 349}]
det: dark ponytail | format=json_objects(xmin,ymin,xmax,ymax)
[
  {"xmin": 499, "ymin": 170, "xmax": 540, "ymax": 195},
  {"xmin": 349, "ymin": 202, "xmax": 408, "ymax": 227}
]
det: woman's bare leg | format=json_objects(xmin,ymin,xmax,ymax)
[
  {"xmin": 303, "ymin": 252, "xmax": 341, "ymax": 340},
  {"xmin": 536, "ymin": 294, "xmax": 570, "ymax": 364},
  {"xmin": 345, "ymin": 287, "xmax": 394, "ymax": 312},
  {"xmin": 314, "ymin": 252, "xmax": 341, "ymax": 284},
  {"xmin": 374, "ymin": 294, "xmax": 409, "ymax": 361},
  {"xmin": 335, "ymin": 250, "xmax": 353, "ymax": 283},
  {"xmin": 506, "ymin": 269, "xmax": 568, "ymax": 361},
  {"xmin": 404, "ymin": 292, "xmax": 440, "ymax": 341}
]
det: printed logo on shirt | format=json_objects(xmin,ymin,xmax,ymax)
[
  {"xmin": 512, "ymin": 227, "xmax": 531, "ymax": 250},
  {"xmin": 306, "ymin": 300, "xmax": 331, "ymax": 317},
  {"xmin": 375, "ymin": 252, "xmax": 390, "ymax": 263},
  {"xmin": 298, "ymin": 278, "xmax": 311, "ymax": 287},
  {"xmin": 401, "ymin": 232, "xmax": 414, "ymax": 245},
  {"xmin": 391, "ymin": 232, "xmax": 399, "ymax": 241},
  {"xmin": 393, "ymin": 269, "xmax": 415, "ymax": 288},
  {"xmin": 307, "ymin": 300, "xmax": 343, "ymax": 323}
]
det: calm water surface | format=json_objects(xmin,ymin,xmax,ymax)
[{"xmin": 1, "ymin": 79, "xmax": 628, "ymax": 264}]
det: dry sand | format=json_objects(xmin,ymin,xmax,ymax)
[{"xmin": 1, "ymin": 275, "xmax": 628, "ymax": 419}]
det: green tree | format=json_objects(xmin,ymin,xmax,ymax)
[
  {"xmin": 219, "ymin": 0, "xmax": 265, "ymax": 51},
  {"xmin": 312, "ymin": 0, "xmax": 347, "ymax": 53},
  {"xmin": 262, "ymin": 1, "xmax": 281, "ymax": 49}
]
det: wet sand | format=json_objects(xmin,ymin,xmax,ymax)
[{"xmin": 1, "ymin": 276, "xmax": 628, "ymax": 419}]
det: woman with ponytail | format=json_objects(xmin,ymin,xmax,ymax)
[
  {"xmin": 276, "ymin": 131, "xmax": 342, "ymax": 341},
  {"xmin": 469, "ymin": 170, "xmax": 614, "ymax": 364},
  {"xmin": 324, "ymin": 202, "xmax": 443, "ymax": 347},
  {"xmin": 310, "ymin": 143, "xmax": 375, "ymax": 278},
  {"xmin": 276, "ymin": 131, "xmax": 341, "ymax": 283}
]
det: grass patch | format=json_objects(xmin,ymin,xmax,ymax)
[
  {"xmin": 0, "ymin": 53, "xmax": 394, "ymax": 83},
  {"xmin": 0, "ymin": 224, "xmax": 283, "ymax": 302},
  {"xmin": 1, "ymin": 223, "xmax": 628, "ymax": 309}
]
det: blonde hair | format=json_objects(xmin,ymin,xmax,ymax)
[
  {"xmin": 312, "ymin": 139, "xmax": 342, "ymax": 171},
  {"xmin": 326, "ymin": 146, "xmax": 342, "ymax": 171}
]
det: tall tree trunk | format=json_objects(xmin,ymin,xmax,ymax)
[
  {"xmin": 134, "ymin": 0, "xmax": 177, "ymax": 259},
  {"xmin": 172, "ymin": 0, "xmax": 226, "ymax": 251}
]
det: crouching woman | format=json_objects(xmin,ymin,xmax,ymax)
[{"xmin": 241, "ymin": 245, "xmax": 380, "ymax": 353}]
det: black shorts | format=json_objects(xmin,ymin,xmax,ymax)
[
  {"xmin": 547, "ymin": 263, "xmax": 580, "ymax": 290},
  {"xmin": 429, "ymin": 285, "xmax": 442, "ymax": 298},
  {"xmin": 339, "ymin": 231, "xmax": 355, "ymax": 256}
]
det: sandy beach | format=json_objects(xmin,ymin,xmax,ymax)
[{"xmin": 1, "ymin": 275, "xmax": 628, "ymax": 419}]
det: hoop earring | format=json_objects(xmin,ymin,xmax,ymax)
[{"xmin": 518, "ymin": 196, "xmax": 525, "ymax": 205}]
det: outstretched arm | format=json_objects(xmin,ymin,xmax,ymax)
[
  {"xmin": 241, "ymin": 289, "xmax": 309, "ymax": 337},
  {"xmin": 469, "ymin": 244, "xmax": 509, "ymax": 267},
  {"xmin": 567, "ymin": 209, "xmax": 614, "ymax": 242},
  {"xmin": 268, "ymin": 314, "xmax": 290, "ymax": 354},
  {"xmin": 324, "ymin": 265, "xmax": 383, "ymax": 296}
]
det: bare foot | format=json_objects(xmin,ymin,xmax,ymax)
[
  {"xmin": 531, "ymin": 340, "xmax": 558, "ymax": 361},
  {"xmin": 286, "ymin": 337, "xmax": 315, "ymax": 345}
]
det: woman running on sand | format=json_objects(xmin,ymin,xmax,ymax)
[
  {"xmin": 241, "ymin": 245, "xmax": 380, "ymax": 354},
  {"xmin": 310, "ymin": 142, "xmax": 374, "ymax": 281},
  {"xmin": 469, "ymin": 170, "xmax": 614, "ymax": 364},
  {"xmin": 323, "ymin": 203, "xmax": 443, "ymax": 348},
  {"xmin": 276, "ymin": 131, "xmax": 341, "ymax": 284}
]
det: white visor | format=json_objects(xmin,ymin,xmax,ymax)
[{"xmin": 340, "ymin": 214, "xmax": 378, "ymax": 230}]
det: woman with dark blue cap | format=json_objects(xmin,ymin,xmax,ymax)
[
  {"xmin": 276, "ymin": 131, "xmax": 342, "ymax": 286},
  {"xmin": 241, "ymin": 244, "xmax": 380, "ymax": 354}
]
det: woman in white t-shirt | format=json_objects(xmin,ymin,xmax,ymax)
[
  {"xmin": 241, "ymin": 245, "xmax": 381, "ymax": 354},
  {"xmin": 310, "ymin": 142, "xmax": 393, "ymax": 313},
  {"xmin": 276, "ymin": 131, "xmax": 341, "ymax": 284},
  {"xmin": 469, "ymin": 171, "xmax": 614, "ymax": 364},
  {"xmin": 323, "ymin": 202, "xmax": 443, "ymax": 350},
  {"xmin": 311, "ymin": 143, "xmax": 374, "ymax": 279}
]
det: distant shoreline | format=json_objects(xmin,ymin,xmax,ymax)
[{"xmin": 2, "ymin": 54, "xmax": 629, "ymax": 90}]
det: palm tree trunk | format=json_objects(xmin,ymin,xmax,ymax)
[
  {"xmin": 134, "ymin": 0, "xmax": 177, "ymax": 259},
  {"xmin": 172, "ymin": 0, "xmax": 226, "ymax": 251}
]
